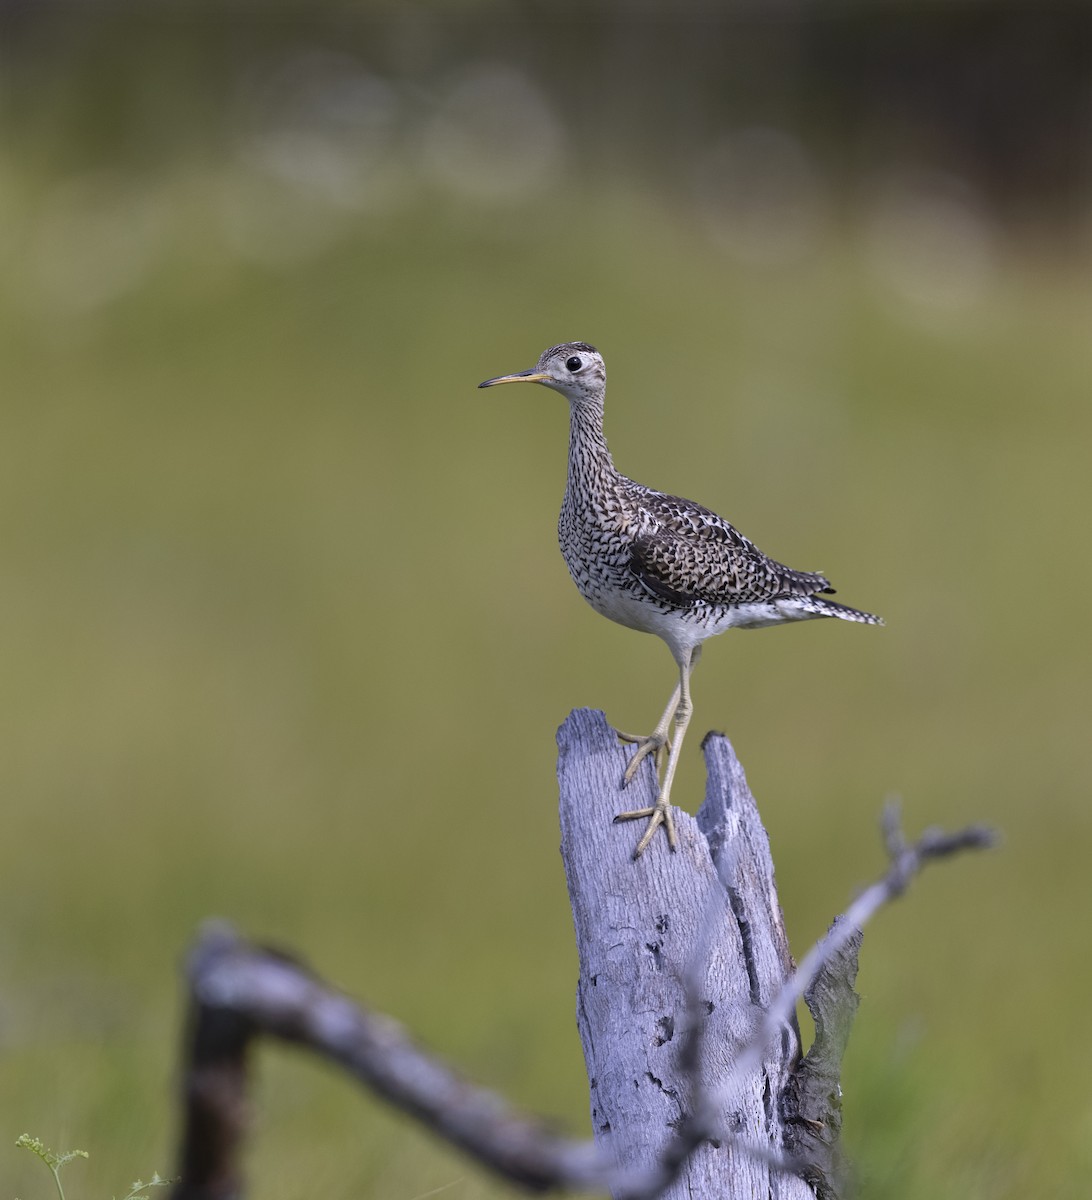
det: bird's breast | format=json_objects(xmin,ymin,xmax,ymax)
[{"xmin": 557, "ymin": 495, "xmax": 675, "ymax": 636}]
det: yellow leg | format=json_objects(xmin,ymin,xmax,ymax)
[
  {"xmin": 614, "ymin": 645, "xmax": 699, "ymax": 858},
  {"xmin": 616, "ymin": 680, "xmax": 681, "ymax": 785}
]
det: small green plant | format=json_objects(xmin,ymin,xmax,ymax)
[
  {"xmin": 14, "ymin": 1135, "xmax": 172, "ymax": 1200},
  {"xmin": 14, "ymin": 1136, "xmax": 88, "ymax": 1200},
  {"xmin": 111, "ymin": 1174, "xmax": 172, "ymax": 1200}
]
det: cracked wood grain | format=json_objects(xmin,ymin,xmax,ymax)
[{"xmin": 558, "ymin": 708, "xmax": 817, "ymax": 1200}]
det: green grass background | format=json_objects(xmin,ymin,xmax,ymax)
[{"xmin": 2, "ymin": 47, "xmax": 1091, "ymax": 1200}]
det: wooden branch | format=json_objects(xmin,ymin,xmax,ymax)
[
  {"xmin": 707, "ymin": 804, "xmax": 994, "ymax": 1196},
  {"xmin": 169, "ymin": 711, "xmax": 994, "ymax": 1199},
  {"xmin": 557, "ymin": 710, "xmax": 995, "ymax": 1200},
  {"xmin": 172, "ymin": 940, "xmax": 252, "ymax": 1200},
  {"xmin": 779, "ymin": 919, "xmax": 862, "ymax": 1199},
  {"xmin": 170, "ymin": 922, "xmax": 612, "ymax": 1199}
]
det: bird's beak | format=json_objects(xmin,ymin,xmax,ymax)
[{"xmin": 478, "ymin": 369, "xmax": 552, "ymax": 389}]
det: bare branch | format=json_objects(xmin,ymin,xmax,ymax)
[
  {"xmin": 172, "ymin": 722, "xmax": 995, "ymax": 1200},
  {"xmin": 706, "ymin": 803, "xmax": 996, "ymax": 1128},
  {"xmin": 560, "ymin": 715, "xmax": 995, "ymax": 1200},
  {"xmin": 171, "ymin": 922, "xmax": 612, "ymax": 1198},
  {"xmin": 781, "ymin": 921, "xmax": 863, "ymax": 1199},
  {"xmin": 618, "ymin": 798, "xmax": 996, "ymax": 1200}
]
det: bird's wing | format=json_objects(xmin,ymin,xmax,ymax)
[{"xmin": 627, "ymin": 491, "xmax": 833, "ymax": 609}]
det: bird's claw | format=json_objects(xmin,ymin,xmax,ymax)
[
  {"xmin": 617, "ymin": 730, "xmax": 671, "ymax": 786},
  {"xmin": 613, "ymin": 800, "xmax": 678, "ymax": 858}
]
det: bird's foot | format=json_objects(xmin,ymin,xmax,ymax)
[
  {"xmin": 613, "ymin": 797, "xmax": 678, "ymax": 858},
  {"xmin": 617, "ymin": 729, "xmax": 671, "ymax": 787}
]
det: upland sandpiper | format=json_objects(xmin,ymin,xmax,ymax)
[{"xmin": 479, "ymin": 342, "xmax": 882, "ymax": 858}]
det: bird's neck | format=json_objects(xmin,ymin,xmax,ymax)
[{"xmin": 567, "ymin": 400, "xmax": 616, "ymax": 492}]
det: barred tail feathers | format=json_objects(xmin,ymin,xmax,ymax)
[{"xmin": 805, "ymin": 595, "xmax": 884, "ymax": 625}]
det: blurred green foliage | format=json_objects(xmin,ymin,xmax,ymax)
[{"xmin": 1, "ymin": 10, "xmax": 1090, "ymax": 1200}]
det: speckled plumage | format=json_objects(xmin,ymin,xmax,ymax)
[{"xmin": 480, "ymin": 341, "xmax": 881, "ymax": 857}]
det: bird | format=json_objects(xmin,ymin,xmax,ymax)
[{"xmin": 479, "ymin": 342, "xmax": 882, "ymax": 858}]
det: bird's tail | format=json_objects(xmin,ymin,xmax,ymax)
[{"xmin": 806, "ymin": 596, "xmax": 884, "ymax": 625}]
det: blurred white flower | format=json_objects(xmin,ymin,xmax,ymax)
[
  {"xmin": 22, "ymin": 170, "xmax": 167, "ymax": 315},
  {"xmin": 213, "ymin": 167, "xmax": 349, "ymax": 266},
  {"xmin": 236, "ymin": 51, "xmax": 403, "ymax": 212},
  {"xmin": 420, "ymin": 64, "xmax": 565, "ymax": 204},
  {"xmin": 219, "ymin": 50, "xmax": 406, "ymax": 265},
  {"xmin": 862, "ymin": 168, "xmax": 997, "ymax": 315}
]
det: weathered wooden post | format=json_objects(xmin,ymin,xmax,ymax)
[
  {"xmin": 559, "ymin": 708, "xmax": 841, "ymax": 1199},
  {"xmin": 168, "ymin": 710, "xmax": 988, "ymax": 1197}
]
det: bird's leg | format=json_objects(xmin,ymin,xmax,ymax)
[
  {"xmin": 616, "ymin": 645, "xmax": 702, "ymax": 787},
  {"xmin": 614, "ymin": 645, "xmax": 698, "ymax": 857},
  {"xmin": 616, "ymin": 681, "xmax": 681, "ymax": 786}
]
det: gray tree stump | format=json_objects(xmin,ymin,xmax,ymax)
[
  {"xmin": 164, "ymin": 709, "xmax": 984, "ymax": 1197},
  {"xmin": 558, "ymin": 708, "xmax": 822, "ymax": 1200}
]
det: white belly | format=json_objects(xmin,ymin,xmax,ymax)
[{"xmin": 584, "ymin": 580, "xmax": 826, "ymax": 655}]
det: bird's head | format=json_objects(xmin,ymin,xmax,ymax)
[{"xmin": 478, "ymin": 342, "xmax": 605, "ymax": 406}]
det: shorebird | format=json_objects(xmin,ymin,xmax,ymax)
[{"xmin": 479, "ymin": 342, "xmax": 882, "ymax": 858}]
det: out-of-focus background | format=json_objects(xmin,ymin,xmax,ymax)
[{"xmin": 1, "ymin": 4, "xmax": 1089, "ymax": 1197}]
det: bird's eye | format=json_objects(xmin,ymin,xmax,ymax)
[{"xmin": 565, "ymin": 356, "xmax": 583, "ymax": 372}]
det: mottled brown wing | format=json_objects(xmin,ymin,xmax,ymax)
[{"xmin": 627, "ymin": 492, "xmax": 833, "ymax": 609}]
